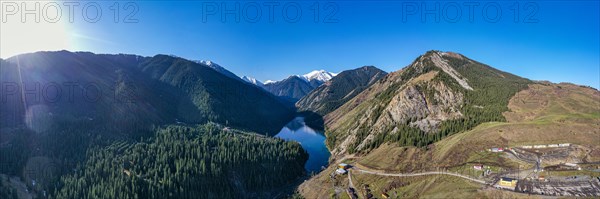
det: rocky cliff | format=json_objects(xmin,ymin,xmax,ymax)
[{"xmin": 324, "ymin": 51, "xmax": 531, "ymax": 157}]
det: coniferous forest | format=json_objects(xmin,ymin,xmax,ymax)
[
  {"xmin": 2, "ymin": 1, "xmax": 599, "ymax": 198},
  {"xmin": 0, "ymin": 123, "xmax": 308, "ymax": 199},
  {"xmin": 0, "ymin": 51, "xmax": 309, "ymax": 199},
  {"xmin": 48, "ymin": 124, "xmax": 307, "ymax": 198}
]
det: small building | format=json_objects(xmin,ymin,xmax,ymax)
[
  {"xmin": 565, "ymin": 163, "xmax": 577, "ymax": 167},
  {"xmin": 538, "ymin": 175, "xmax": 545, "ymax": 181},
  {"xmin": 559, "ymin": 143, "xmax": 571, "ymax": 147},
  {"xmin": 339, "ymin": 163, "xmax": 350, "ymax": 170},
  {"xmin": 473, "ymin": 164, "xmax": 483, "ymax": 170},
  {"xmin": 564, "ymin": 163, "xmax": 582, "ymax": 170},
  {"xmin": 336, "ymin": 168, "xmax": 347, "ymax": 175},
  {"xmin": 498, "ymin": 177, "xmax": 518, "ymax": 189}
]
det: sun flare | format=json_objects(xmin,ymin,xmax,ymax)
[{"xmin": 0, "ymin": 1, "xmax": 73, "ymax": 58}]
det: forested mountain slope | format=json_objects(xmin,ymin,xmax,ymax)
[
  {"xmin": 299, "ymin": 52, "xmax": 600, "ymax": 199},
  {"xmin": 55, "ymin": 124, "xmax": 308, "ymax": 199},
  {"xmin": 1, "ymin": 51, "xmax": 177, "ymax": 135},
  {"xmin": 0, "ymin": 51, "xmax": 294, "ymax": 135},
  {"xmin": 138, "ymin": 54, "xmax": 295, "ymax": 134},
  {"xmin": 263, "ymin": 75, "xmax": 316, "ymax": 103},
  {"xmin": 0, "ymin": 51, "xmax": 304, "ymax": 199},
  {"xmin": 324, "ymin": 51, "xmax": 532, "ymax": 156}
]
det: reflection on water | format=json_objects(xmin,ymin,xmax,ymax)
[{"xmin": 275, "ymin": 117, "xmax": 330, "ymax": 172}]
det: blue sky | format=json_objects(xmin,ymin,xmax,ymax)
[{"xmin": 1, "ymin": 1, "xmax": 598, "ymax": 88}]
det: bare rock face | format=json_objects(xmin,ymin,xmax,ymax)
[
  {"xmin": 326, "ymin": 51, "xmax": 474, "ymax": 156},
  {"xmin": 408, "ymin": 82, "xmax": 464, "ymax": 132},
  {"xmin": 388, "ymin": 85, "xmax": 430, "ymax": 122},
  {"xmin": 429, "ymin": 52, "xmax": 473, "ymax": 90},
  {"xmin": 352, "ymin": 76, "xmax": 465, "ymax": 152}
]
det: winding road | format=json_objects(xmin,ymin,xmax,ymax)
[{"xmin": 350, "ymin": 168, "xmax": 488, "ymax": 184}]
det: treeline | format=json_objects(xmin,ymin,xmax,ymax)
[
  {"xmin": 437, "ymin": 55, "xmax": 530, "ymax": 137},
  {"xmin": 54, "ymin": 124, "xmax": 308, "ymax": 199}
]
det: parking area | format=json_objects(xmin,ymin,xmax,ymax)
[{"xmin": 516, "ymin": 178, "xmax": 600, "ymax": 197}]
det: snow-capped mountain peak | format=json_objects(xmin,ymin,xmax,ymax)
[
  {"xmin": 194, "ymin": 60, "xmax": 241, "ymax": 81},
  {"xmin": 243, "ymin": 70, "xmax": 336, "ymax": 87},
  {"xmin": 299, "ymin": 70, "xmax": 337, "ymax": 83},
  {"xmin": 242, "ymin": 76, "xmax": 264, "ymax": 86},
  {"xmin": 197, "ymin": 60, "xmax": 214, "ymax": 66}
]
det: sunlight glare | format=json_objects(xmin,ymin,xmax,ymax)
[{"xmin": 0, "ymin": 1, "xmax": 73, "ymax": 58}]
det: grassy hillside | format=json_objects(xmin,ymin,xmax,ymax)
[
  {"xmin": 324, "ymin": 51, "xmax": 532, "ymax": 156},
  {"xmin": 360, "ymin": 83, "xmax": 600, "ymax": 170},
  {"xmin": 299, "ymin": 51, "xmax": 598, "ymax": 198},
  {"xmin": 299, "ymin": 82, "xmax": 600, "ymax": 198}
]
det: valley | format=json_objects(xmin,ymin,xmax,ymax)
[
  {"xmin": 0, "ymin": 50, "xmax": 598, "ymax": 199},
  {"xmin": 3, "ymin": 0, "xmax": 599, "ymax": 197},
  {"xmin": 275, "ymin": 117, "xmax": 330, "ymax": 173}
]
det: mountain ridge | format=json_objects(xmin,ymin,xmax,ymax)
[
  {"xmin": 1, "ymin": 51, "xmax": 295, "ymax": 135},
  {"xmin": 242, "ymin": 76, "xmax": 264, "ymax": 87},
  {"xmin": 260, "ymin": 70, "xmax": 337, "ymax": 103},
  {"xmin": 296, "ymin": 66, "xmax": 387, "ymax": 116},
  {"xmin": 263, "ymin": 70, "xmax": 337, "ymax": 85},
  {"xmin": 324, "ymin": 50, "xmax": 532, "ymax": 156},
  {"xmin": 139, "ymin": 54, "xmax": 296, "ymax": 133},
  {"xmin": 299, "ymin": 50, "xmax": 600, "ymax": 198},
  {"xmin": 194, "ymin": 60, "xmax": 242, "ymax": 81}
]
